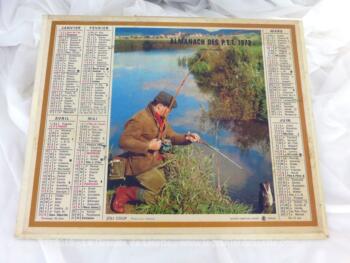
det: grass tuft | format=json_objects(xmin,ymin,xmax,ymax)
[{"xmin": 136, "ymin": 145, "xmax": 252, "ymax": 214}]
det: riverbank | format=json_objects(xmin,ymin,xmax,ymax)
[{"xmin": 114, "ymin": 38, "xmax": 195, "ymax": 52}]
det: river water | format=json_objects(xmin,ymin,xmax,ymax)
[{"xmin": 109, "ymin": 49, "xmax": 273, "ymax": 212}]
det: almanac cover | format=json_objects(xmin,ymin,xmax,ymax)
[{"xmin": 16, "ymin": 16, "xmax": 327, "ymax": 239}]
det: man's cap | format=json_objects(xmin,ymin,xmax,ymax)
[{"xmin": 153, "ymin": 91, "xmax": 177, "ymax": 108}]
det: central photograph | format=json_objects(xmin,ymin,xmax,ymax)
[{"xmin": 106, "ymin": 26, "xmax": 274, "ymax": 215}]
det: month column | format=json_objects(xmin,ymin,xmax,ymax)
[
  {"xmin": 37, "ymin": 26, "xmax": 83, "ymax": 220},
  {"xmin": 70, "ymin": 26, "xmax": 114, "ymax": 220}
]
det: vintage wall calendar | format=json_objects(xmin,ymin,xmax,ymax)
[{"xmin": 16, "ymin": 16, "xmax": 327, "ymax": 239}]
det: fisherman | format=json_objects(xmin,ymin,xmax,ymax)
[{"xmin": 111, "ymin": 91, "xmax": 201, "ymax": 213}]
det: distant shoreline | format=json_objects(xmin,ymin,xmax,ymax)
[{"xmin": 114, "ymin": 36, "xmax": 257, "ymax": 52}]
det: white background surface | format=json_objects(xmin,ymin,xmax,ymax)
[{"xmin": 1, "ymin": 0, "xmax": 350, "ymax": 262}]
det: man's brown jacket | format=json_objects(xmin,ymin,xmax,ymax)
[{"xmin": 119, "ymin": 104, "xmax": 190, "ymax": 176}]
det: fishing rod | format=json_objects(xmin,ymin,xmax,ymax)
[
  {"xmin": 167, "ymin": 51, "xmax": 206, "ymax": 112},
  {"xmin": 159, "ymin": 48, "xmax": 244, "ymax": 170},
  {"xmin": 166, "ymin": 48, "xmax": 223, "ymax": 115},
  {"xmin": 157, "ymin": 51, "xmax": 207, "ymax": 139}
]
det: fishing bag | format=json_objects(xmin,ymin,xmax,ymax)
[{"xmin": 108, "ymin": 156, "xmax": 127, "ymax": 180}]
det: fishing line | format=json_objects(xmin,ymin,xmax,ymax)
[{"xmin": 161, "ymin": 47, "xmax": 244, "ymax": 170}]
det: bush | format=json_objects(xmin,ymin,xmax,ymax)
[
  {"xmin": 136, "ymin": 145, "xmax": 252, "ymax": 214},
  {"xmin": 188, "ymin": 44, "xmax": 267, "ymax": 121}
]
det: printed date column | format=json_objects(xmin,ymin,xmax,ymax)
[
  {"xmin": 37, "ymin": 116, "xmax": 75, "ymax": 220},
  {"xmin": 79, "ymin": 26, "xmax": 113, "ymax": 115},
  {"xmin": 263, "ymin": 28, "xmax": 311, "ymax": 220},
  {"xmin": 36, "ymin": 26, "xmax": 84, "ymax": 221},
  {"xmin": 48, "ymin": 26, "xmax": 83, "ymax": 115},
  {"xmin": 70, "ymin": 117, "xmax": 107, "ymax": 220},
  {"xmin": 70, "ymin": 26, "xmax": 113, "ymax": 220}
]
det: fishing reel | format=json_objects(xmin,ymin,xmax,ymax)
[{"xmin": 159, "ymin": 139, "xmax": 172, "ymax": 154}]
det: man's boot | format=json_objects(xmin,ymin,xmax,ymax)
[
  {"xmin": 111, "ymin": 186, "xmax": 139, "ymax": 213},
  {"xmin": 126, "ymin": 186, "xmax": 139, "ymax": 200}
]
